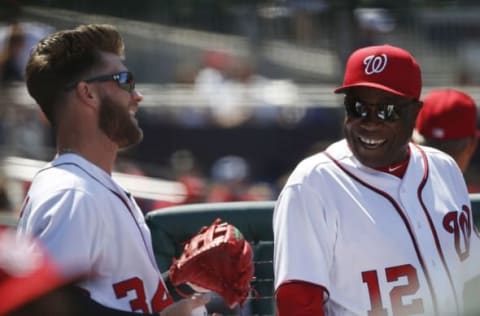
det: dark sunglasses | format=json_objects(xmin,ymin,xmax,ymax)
[
  {"xmin": 344, "ymin": 97, "xmax": 413, "ymax": 122},
  {"xmin": 65, "ymin": 71, "xmax": 135, "ymax": 93}
]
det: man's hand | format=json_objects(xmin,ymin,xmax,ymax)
[{"xmin": 159, "ymin": 293, "xmax": 221, "ymax": 316}]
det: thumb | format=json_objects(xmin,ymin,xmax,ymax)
[
  {"xmin": 158, "ymin": 293, "xmax": 211, "ymax": 316},
  {"xmin": 189, "ymin": 292, "xmax": 212, "ymax": 309}
]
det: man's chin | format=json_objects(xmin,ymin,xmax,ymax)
[{"xmin": 117, "ymin": 132, "xmax": 143, "ymax": 150}]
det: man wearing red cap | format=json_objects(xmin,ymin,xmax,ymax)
[
  {"xmin": 274, "ymin": 45, "xmax": 480, "ymax": 315},
  {"xmin": 413, "ymin": 88, "xmax": 479, "ymax": 174}
]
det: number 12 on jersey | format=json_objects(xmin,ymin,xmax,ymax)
[{"xmin": 362, "ymin": 264, "xmax": 424, "ymax": 316}]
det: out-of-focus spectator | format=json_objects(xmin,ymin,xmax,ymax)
[
  {"xmin": 195, "ymin": 51, "xmax": 258, "ymax": 128},
  {"xmin": 4, "ymin": 106, "xmax": 50, "ymax": 159},
  {"xmin": 150, "ymin": 150, "xmax": 208, "ymax": 210},
  {"xmin": 243, "ymin": 182, "xmax": 276, "ymax": 201},
  {"xmin": 0, "ymin": 16, "xmax": 54, "ymax": 85},
  {"xmin": 0, "ymin": 21, "xmax": 26, "ymax": 84},
  {"xmin": 207, "ymin": 155, "xmax": 250, "ymax": 202},
  {"xmin": 413, "ymin": 89, "xmax": 478, "ymax": 173},
  {"xmin": 457, "ymin": 41, "xmax": 480, "ymax": 85},
  {"xmin": 178, "ymin": 175, "xmax": 207, "ymax": 204},
  {"xmin": 353, "ymin": 8, "xmax": 396, "ymax": 48},
  {"xmin": 0, "ymin": 15, "xmax": 54, "ymax": 159},
  {"xmin": 207, "ymin": 155, "xmax": 274, "ymax": 202},
  {"xmin": 194, "ymin": 49, "xmax": 301, "ymax": 128},
  {"xmin": 286, "ymin": 0, "xmax": 328, "ymax": 46},
  {"xmin": 169, "ymin": 149, "xmax": 207, "ymax": 204},
  {"xmin": 194, "ymin": 50, "xmax": 232, "ymax": 102},
  {"xmin": 413, "ymin": 88, "xmax": 480, "ymax": 192},
  {"xmin": 169, "ymin": 149, "xmax": 203, "ymax": 179}
]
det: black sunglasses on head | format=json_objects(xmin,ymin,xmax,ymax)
[
  {"xmin": 344, "ymin": 97, "xmax": 414, "ymax": 122},
  {"xmin": 65, "ymin": 71, "xmax": 135, "ymax": 93}
]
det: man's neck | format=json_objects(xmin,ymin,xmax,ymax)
[
  {"xmin": 374, "ymin": 147, "xmax": 411, "ymax": 178},
  {"xmin": 57, "ymin": 140, "xmax": 117, "ymax": 175}
]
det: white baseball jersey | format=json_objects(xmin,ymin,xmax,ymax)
[
  {"xmin": 274, "ymin": 139, "xmax": 480, "ymax": 316},
  {"xmin": 17, "ymin": 153, "xmax": 173, "ymax": 313}
]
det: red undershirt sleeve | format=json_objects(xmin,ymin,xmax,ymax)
[{"xmin": 275, "ymin": 281, "xmax": 326, "ymax": 316}]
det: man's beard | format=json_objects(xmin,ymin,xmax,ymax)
[{"xmin": 98, "ymin": 96, "xmax": 143, "ymax": 148}]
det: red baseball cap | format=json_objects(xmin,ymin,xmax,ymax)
[
  {"xmin": 335, "ymin": 44, "xmax": 422, "ymax": 99},
  {"xmin": 415, "ymin": 89, "xmax": 479, "ymax": 140},
  {"xmin": 0, "ymin": 228, "xmax": 76, "ymax": 315}
]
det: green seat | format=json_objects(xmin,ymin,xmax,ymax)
[{"xmin": 145, "ymin": 201, "xmax": 276, "ymax": 316}]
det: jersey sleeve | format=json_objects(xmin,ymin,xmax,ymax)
[
  {"xmin": 276, "ymin": 281, "xmax": 326, "ymax": 316},
  {"xmin": 273, "ymin": 181, "xmax": 336, "ymax": 291},
  {"xmin": 17, "ymin": 188, "xmax": 105, "ymax": 278}
]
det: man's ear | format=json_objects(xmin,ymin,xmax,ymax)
[
  {"xmin": 417, "ymin": 100, "xmax": 423, "ymax": 111},
  {"xmin": 412, "ymin": 100, "xmax": 423, "ymax": 118},
  {"xmin": 76, "ymin": 81, "xmax": 100, "ymax": 109},
  {"xmin": 468, "ymin": 136, "xmax": 478, "ymax": 154}
]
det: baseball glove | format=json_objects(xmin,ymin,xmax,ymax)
[{"xmin": 168, "ymin": 218, "xmax": 254, "ymax": 308}]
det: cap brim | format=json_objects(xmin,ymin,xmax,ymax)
[{"xmin": 334, "ymin": 82, "xmax": 411, "ymax": 98}]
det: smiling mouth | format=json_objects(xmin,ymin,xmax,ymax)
[{"xmin": 359, "ymin": 136, "xmax": 386, "ymax": 149}]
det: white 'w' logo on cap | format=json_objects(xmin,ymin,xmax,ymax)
[{"xmin": 364, "ymin": 54, "xmax": 388, "ymax": 75}]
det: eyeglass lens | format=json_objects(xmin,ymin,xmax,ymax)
[
  {"xmin": 345, "ymin": 100, "xmax": 401, "ymax": 122},
  {"xmin": 115, "ymin": 72, "xmax": 135, "ymax": 93}
]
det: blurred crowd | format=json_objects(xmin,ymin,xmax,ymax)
[{"xmin": 100, "ymin": 150, "xmax": 282, "ymax": 214}]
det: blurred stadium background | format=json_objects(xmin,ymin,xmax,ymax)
[
  {"xmin": 3, "ymin": 1, "xmax": 480, "ymax": 315},
  {"xmin": 2, "ymin": 0, "xmax": 480, "ymax": 214}
]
